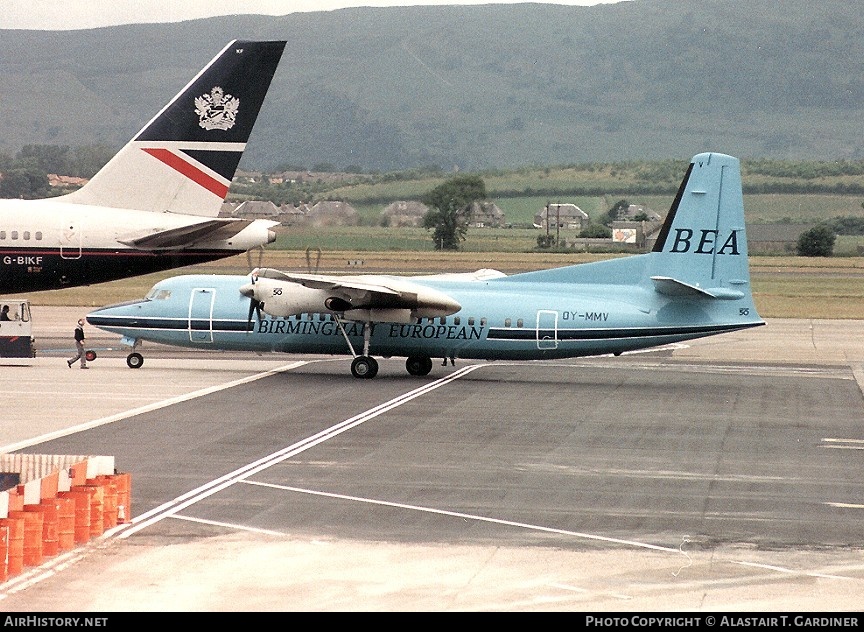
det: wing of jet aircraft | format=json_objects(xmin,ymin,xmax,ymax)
[
  {"xmin": 88, "ymin": 152, "xmax": 764, "ymax": 379},
  {"xmin": 0, "ymin": 39, "xmax": 286, "ymax": 293},
  {"xmin": 116, "ymin": 218, "xmax": 268, "ymax": 250}
]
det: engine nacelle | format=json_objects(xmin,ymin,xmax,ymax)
[
  {"xmin": 208, "ymin": 220, "xmax": 277, "ymax": 250},
  {"xmin": 343, "ymin": 308, "xmax": 414, "ymax": 324},
  {"xmin": 241, "ymin": 278, "xmax": 331, "ymax": 317}
]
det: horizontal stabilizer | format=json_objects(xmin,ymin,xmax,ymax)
[
  {"xmin": 651, "ymin": 276, "xmax": 745, "ymax": 300},
  {"xmin": 119, "ymin": 218, "xmax": 275, "ymax": 250}
]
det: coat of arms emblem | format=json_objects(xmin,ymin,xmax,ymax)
[{"xmin": 195, "ymin": 86, "xmax": 240, "ymax": 131}]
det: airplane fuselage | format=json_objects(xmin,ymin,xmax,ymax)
[
  {"xmin": 0, "ymin": 199, "xmax": 273, "ymax": 292},
  {"xmin": 88, "ymin": 270, "xmax": 761, "ymax": 364}
]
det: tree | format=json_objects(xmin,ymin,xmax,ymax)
[
  {"xmin": 602, "ymin": 198, "xmax": 629, "ymax": 225},
  {"xmin": 0, "ymin": 166, "xmax": 49, "ymax": 199},
  {"xmin": 17, "ymin": 144, "xmax": 70, "ymax": 175},
  {"xmin": 536, "ymin": 234, "xmax": 555, "ymax": 249},
  {"xmin": 579, "ymin": 223, "xmax": 612, "ymax": 238},
  {"xmin": 421, "ymin": 175, "xmax": 486, "ymax": 250},
  {"xmin": 796, "ymin": 224, "xmax": 835, "ymax": 257}
]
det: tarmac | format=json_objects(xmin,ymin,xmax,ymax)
[
  {"xmin": 4, "ymin": 307, "xmax": 864, "ymax": 450},
  {"xmin": 1, "ymin": 307, "xmax": 863, "ymax": 612}
]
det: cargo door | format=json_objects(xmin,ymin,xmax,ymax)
[
  {"xmin": 536, "ymin": 309, "xmax": 558, "ymax": 350},
  {"xmin": 59, "ymin": 219, "xmax": 82, "ymax": 259}
]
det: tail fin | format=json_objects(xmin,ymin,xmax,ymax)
[
  {"xmin": 63, "ymin": 40, "xmax": 286, "ymax": 216},
  {"xmin": 648, "ymin": 152, "xmax": 754, "ymax": 302}
]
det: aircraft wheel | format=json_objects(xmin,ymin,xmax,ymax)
[
  {"xmin": 351, "ymin": 356, "xmax": 378, "ymax": 379},
  {"xmin": 126, "ymin": 352, "xmax": 144, "ymax": 369},
  {"xmin": 405, "ymin": 355, "xmax": 433, "ymax": 376}
]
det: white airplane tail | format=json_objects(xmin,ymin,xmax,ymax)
[{"xmin": 61, "ymin": 40, "xmax": 286, "ymax": 217}]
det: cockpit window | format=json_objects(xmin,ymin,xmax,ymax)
[{"xmin": 145, "ymin": 288, "xmax": 172, "ymax": 300}]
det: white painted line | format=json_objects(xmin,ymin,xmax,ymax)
[
  {"xmin": 118, "ymin": 365, "xmax": 485, "ymax": 537},
  {"xmin": 170, "ymin": 513, "xmax": 285, "ymax": 536},
  {"xmin": 0, "ymin": 361, "xmax": 308, "ymax": 452},
  {"xmin": 821, "ymin": 438, "xmax": 864, "ymax": 450},
  {"xmin": 730, "ymin": 560, "xmax": 853, "ymax": 580},
  {"xmin": 243, "ymin": 481, "xmax": 680, "ymax": 553}
]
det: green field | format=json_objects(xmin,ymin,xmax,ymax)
[{"xmin": 26, "ymin": 248, "xmax": 864, "ymax": 321}]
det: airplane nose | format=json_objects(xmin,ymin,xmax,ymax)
[{"xmin": 239, "ymin": 283, "xmax": 255, "ymax": 298}]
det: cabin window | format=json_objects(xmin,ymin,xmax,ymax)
[
  {"xmin": 517, "ymin": 318, "xmax": 524, "ymax": 328},
  {"xmin": 504, "ymin": 318, "xmax": 512, "ymax": 327},
  {"xmin": 23, "ymin": 231, "xmax": 30, "ymax": 240},
  {"xmin": 468, "ymin": 317, "xmax": 474, "ymax": 326},
  {"xmin": 453, "ymin": 317, "xmax": 460, "ymax": 326},
  {"xmin": 439, "ymin": 317, "xmax": 446, "ymax": 325},
  {"xmin": 480, "ymin": 318, "xmax": 487, "ymax": 327},
  {"xmin": 0, "ymin": 231, "xmax": 5, "ymax": 239},
  {"xmin": 35, "ymin": 231, "xmax": 42, "ymax": 240},
  {"xmin": 11, "ymin": 231, "xmax": 18, "ymax": 240}
]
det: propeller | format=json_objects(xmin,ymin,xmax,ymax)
[{"xmin": 239, "ymin": 273, "xmax": 264, "ymax": 333}]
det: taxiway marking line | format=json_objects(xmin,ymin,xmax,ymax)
[
  {"xmin": 0, "ymin": 361, "xmax": 309, "ymax": 453},
  {"xmin": 117, "ymin": 364, "xmax": 484, "ymax": 538}
]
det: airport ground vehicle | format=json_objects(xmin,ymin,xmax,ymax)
[{"xmin": 0, "ymin": 298, "xmax": 34, "ymax": 363}]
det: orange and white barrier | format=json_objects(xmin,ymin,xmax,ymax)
[{"xmin": 0, "ymin": 454, "xmax": 132, "ymax": 582}]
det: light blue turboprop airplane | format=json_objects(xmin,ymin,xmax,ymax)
[{"xmin": 87, "ymin": 152, "xmax": 764, "ymax": 378}]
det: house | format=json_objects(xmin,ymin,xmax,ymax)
[
  {"xmin": 380, "ymin": 201, "xmax": 430, "ymax": 227},
  {"xmin": 224, "ymin": 200, "xmax": 282, "ymax": 221},
  {"xmin": 279, "ymin": 203, "xmax": 311, "ymax": 226},
  {"xmin": 464, "ymin": 201, "xmax": 506, "ymax": 228},
  {"xmin": 745, "ymin": 223, "xmax": 817, "ymax": 254},
  {"xmin": 219, "ymin": 201, "xmax": 240, "ymax": 217},
  {"xmin": 533, "ymin": 203, "xmax": 588, "ymax": 231},
  {"xmin": 303, "ymin": 201, "xmax": 360, "ymax": 227},
  {"xmin": 618, "ymin": 204, "xmax": 661, "ymax": 222},
  {"xmin": 47, "ymin": 174, "xmax": 88, "ymax": 190}
]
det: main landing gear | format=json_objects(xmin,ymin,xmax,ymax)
[
  {"xmin": 333, "ymin": 314, "xmax": 440, "ymax": 379},
  {"xmin": 350, "ymin": 354, "xmax": 435, "ymax": 379},
  {"xmin": 351, "ymin": 355, "xmax": 378, "ymax": 379},
  {"xmin": 405, "ymin": 354, "xmax": 433, "ymax": 376}
]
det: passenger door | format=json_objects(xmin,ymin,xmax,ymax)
[{"xmin": 188, "ymin": 288, "xmax": 215, "ymax": 343}]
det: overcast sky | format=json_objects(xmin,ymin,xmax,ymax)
[{"xmin": 2, "ymin": 1, "xmax": 624, "ymax": 31}]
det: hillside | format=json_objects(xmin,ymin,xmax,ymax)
[{"xmin": 2, "ymin": 0, "xmax": 864, "ymax": 172}]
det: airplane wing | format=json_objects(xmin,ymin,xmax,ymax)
[
  {"xmin": 254, "ymin": 268, "xmax": 403, "ymax": 305},
  {"xmin": 249, "ymin": 267, "xmax": 461, "ymax": 316},
  {"xmin": 118, "ymin": 218, "xmax": 277, "ymax": 250}
]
